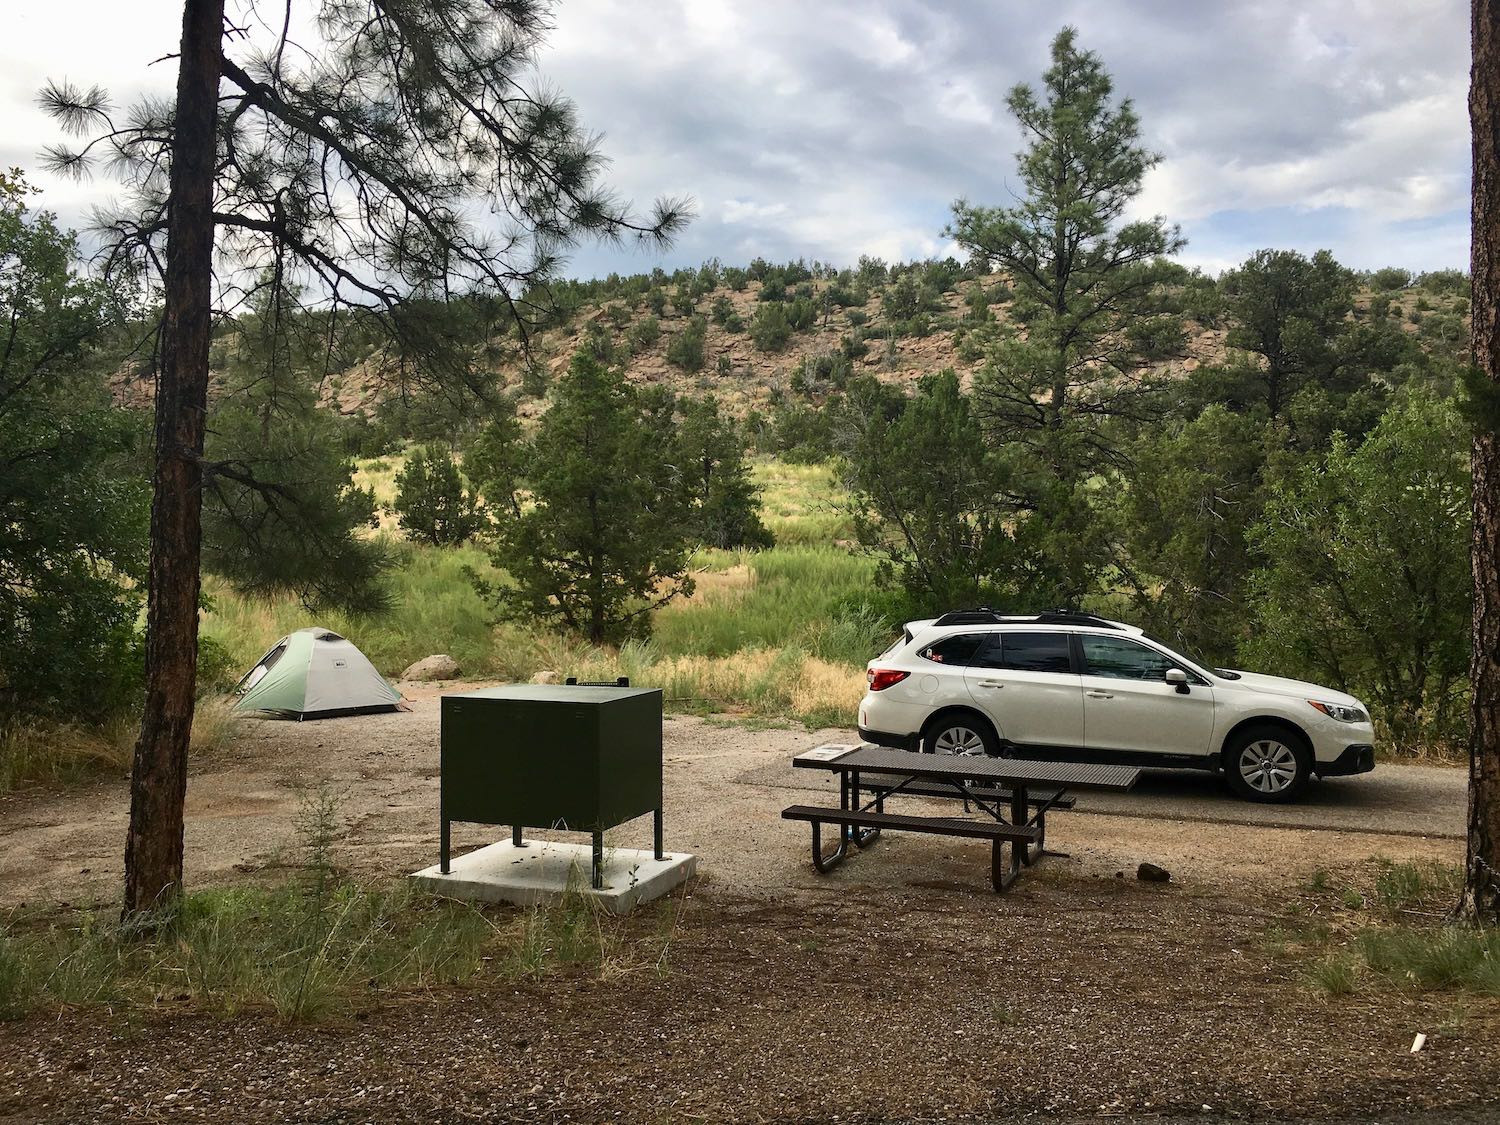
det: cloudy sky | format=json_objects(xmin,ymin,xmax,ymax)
[{"xmin": 0, "ymin": 0, "xmax": 1471, "ymax": 279}]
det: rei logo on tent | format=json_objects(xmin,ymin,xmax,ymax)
[{"xmin": 232, "ymin": 628, "xmax": 401, "ymax": 720}]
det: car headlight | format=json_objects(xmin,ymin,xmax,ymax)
[{"xmin": 1308, "ymin": 700, "xmax": 1367, "ymax": 723}]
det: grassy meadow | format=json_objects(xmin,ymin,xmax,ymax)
[{"xmin": 201, "ymin": 457, "xmax": 883, "ymax": 729}]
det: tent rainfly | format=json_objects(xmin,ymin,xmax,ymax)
[{"xmin": 233, "ymin": 628, "xmax": 401, "ymax": 719}]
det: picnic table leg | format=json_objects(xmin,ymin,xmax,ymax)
[
  {"xmin": 1014, "ymin": 787, "xmax": 1043, "ymax": 867},
  {"xmin": 849, "ymin": 770, "xmax": 880, "ymax": 848},
  {"xmin": 990, "ymin": 834, "xmax": 1022, "ymax": 892},
  {"xmin": 809, "ymin": 817, "xmax": 847, "ymax": 873}
]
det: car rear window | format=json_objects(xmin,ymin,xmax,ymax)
[
  {"xmin": 973, "ymin": 632, "xmax": 1072, "ymax": 674},
  {"xmin": 918, "ymin": 634, "xmax": 984, "ymax": 665}
]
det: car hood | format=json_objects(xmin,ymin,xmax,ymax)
[{"xmin": 1216, "ymin": 669, "xmax": 1362, "ymax": 708}]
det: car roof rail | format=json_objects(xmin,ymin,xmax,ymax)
[
  {"xmin": 1033, "ymin": 609, "xmax": 1122, "ymax": 629},
  {"xmin": 931, "ymin": 607, "xmax": 1005, "ymax": 626}
]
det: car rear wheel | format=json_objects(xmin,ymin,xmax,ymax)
[
  {"xmin": 921, "ymin": 713, "xmax": 999, "ymax": 757},
  {"xmin": 1223, "ymin": 725, "xmax": 1312, "ymax": 803}
]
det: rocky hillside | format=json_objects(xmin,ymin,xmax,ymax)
[{"xmin": 109, "ymin": 265, "xmax": 1469, "ymax": 422}]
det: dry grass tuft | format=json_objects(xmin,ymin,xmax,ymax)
[
  {"xmin": 790, "ymin": 658, "xmax": 867, "ymax": 727},
  {"xmin": 0, "ymin": 718, "xmax": 127, "ymax": 793}
]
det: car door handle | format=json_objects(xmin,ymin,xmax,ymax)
[
  {"xmin": 1085, "ymin": 689, "xmax": 1113, "ymax": 699},
  {"xmin": 976, "ymin": 679, "xmax": 1005, "ymax": 689}
]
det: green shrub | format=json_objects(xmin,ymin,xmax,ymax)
[
  {"xmin": 1369, "ymin": 267, "xmax": 1412, "ymax": 292},
  {"xmin": 787, "ymin": 296, "xmax": 817, "ymax": 331},
  {"xmin": 1416, "ymin": 268, "xmax": 1468, "ymax": 295},
  {"xmin": 627, "ymin": 315, "xmax": 661, "ymax": 350},
  {"xmin": 750, "ymin": 303, "xmax": 793, "ymax": 352},
  {"xmin": 758, "ymin": 276, "xmax": 787, "ymax": 303},
  {"xmin": 666, "ymin": 316, "xmax": 708, "ymax": 372},
  {"xmin": 580, "ymin": 321, "xmax": 615, "ymax": 363}
]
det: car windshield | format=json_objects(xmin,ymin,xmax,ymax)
[{"xmin": 1141, "ymin": 633, "xmax": 1236, "ymax": 680}]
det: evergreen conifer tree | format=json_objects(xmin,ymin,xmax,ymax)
[
  {"xmin": 393, "ymin": 446, "xmax": 484, "ymax": 548},
  {"xmin": 474, "ymin": 354, "xmax": 695, "ymax": 644},
  {"xmin": 948, "ymin": 27, "xmax": 1185, "ymax": 472}
]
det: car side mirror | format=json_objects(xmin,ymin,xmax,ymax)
[{"xmin": 1165, "ymin": 668, "xmax": 1190, "ymax": 694}]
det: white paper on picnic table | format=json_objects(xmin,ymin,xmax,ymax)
[{"xmin": 795, "ymin": 744, "xmax": 859, "ymax": 762}]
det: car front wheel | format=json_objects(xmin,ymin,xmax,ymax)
[{"xmin": 1222, "ymin": 725, "xmax": 1312, "ymax": 802}]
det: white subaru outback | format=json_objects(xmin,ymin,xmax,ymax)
[{"xmin": 857, "ymin": 610, "xmax": 1376, "ymax": 803}]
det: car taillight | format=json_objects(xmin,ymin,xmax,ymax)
[{"xmin": 867, "ymin": 668, "xmax": 909, "ymax": 691}]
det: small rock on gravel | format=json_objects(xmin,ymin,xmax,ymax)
[
  {"xmin": 1137, "ymin": 862, "xmax": 1171, "ymax": 882},
  {"xmin": 530, "ymin": 670, "xmax": 562, "ymax": 684}
]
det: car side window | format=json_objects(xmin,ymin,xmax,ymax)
[
  {"xmin": 918, "ymin": 633, "xmax": 984, "ymax": 665},
  {"xmin": 1081, "ymin": 635, "xmax": 1176, "ymax": 682},
  {"xmin": 973, "ymin": 632, "xmax": 1072, "ymax": 674}
]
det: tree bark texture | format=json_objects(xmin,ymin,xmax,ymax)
[
  {"xmin": 1462, "ymin": 0, "xmax": 1500, "ymax": 923},
  {"xmin": 122, "ymin": 0, "xmax": 223, "ymax": 916}
]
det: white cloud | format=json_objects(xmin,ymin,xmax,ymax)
[{"xmin": 0, "ymin": 0, "xmax": 1472, "ymax": 277}]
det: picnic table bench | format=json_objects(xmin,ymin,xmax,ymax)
[{"xmin": 783, "ymin": 745, "xmax": 1139, "ymax": 892}]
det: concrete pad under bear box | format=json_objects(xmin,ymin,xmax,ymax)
[{"xmin": 410, "ymin": 840, "xmax": 696, "ymax": 914}]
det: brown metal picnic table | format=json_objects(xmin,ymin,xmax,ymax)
[{"xmin": 782, "ymin": 745, "xmax": 1139, "ymax": 892}]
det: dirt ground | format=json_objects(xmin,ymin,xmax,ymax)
[{"xmin": 1, "ymin": 686, "xmax": 1493, "ymax": 1124}]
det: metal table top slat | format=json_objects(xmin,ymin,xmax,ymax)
[{"xmin": 793, "ymin": 746, "xmax": 1139, "ymax": 792}]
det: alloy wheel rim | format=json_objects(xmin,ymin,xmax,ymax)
[
  {"xmin": 934, "ymin": 726, "xmax": 985, "ymax": 756},
  {"xmin": 1240, "ymin": 739, "xmax": 1298, "ymax": 793}
]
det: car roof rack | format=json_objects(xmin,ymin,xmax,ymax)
[
  {"xmin": 930, "ymin": 607, "xmax": 1124, "ymax": 630},
  {"xmin": 1033, "ymin": 609, "xmax": 1122, "ymax": 629},
  {"xmin": 931, "ymin": 607, "xmax": 1005, "ymax": 626}
]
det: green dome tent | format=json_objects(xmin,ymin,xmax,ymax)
[{"xmin": 233, "ymin": 628, "xmax": 401, "ymax": 719}]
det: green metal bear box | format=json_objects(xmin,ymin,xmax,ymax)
[{"xmin": 438, "ymin": 684, "xmax": 664, "ymax": 880}]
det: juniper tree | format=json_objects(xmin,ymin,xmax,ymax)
[
  {"xmin": 1218, "ymin": 249, "xmax": 1358, "ymax": 420},
  {"xmin": 472, "ymin": 353, "xmax": 695, "ymax": 644},
  {"xmin": 392, "ymin": 446, "xmax": 484, "ymax": 548},
  {"xmin": 675, "ymin": 397, "xmax": 773, "ymax": 551},
  {"xmin": 42, "ymin": 0, "xmax": 688, "ymax": 914},
  {"xmin": 841, "ymin": 371, "xmax": 1012, "ymax": 610}
]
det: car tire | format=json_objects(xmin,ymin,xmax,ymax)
[
  {"xmin": 1222, "ymin": 724, "xmax": 1312, "ymax": 803},
  {"xmin": 921, "ymin": 712, "xmax": 1000, "ymax": 758}
]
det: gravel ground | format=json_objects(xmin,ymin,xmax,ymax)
[
  {"xmin": 0, "ymin": 685, "xmax": 1490, "ymax": 1123},
  {"xmin": 0, "ymin": 685, "xmax": 1464, "ymax": 907}
]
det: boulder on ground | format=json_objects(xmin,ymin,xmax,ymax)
[
  {"xmin": 1136, "ymin": 862, "xmax": 1171, "ymax": 883},
  {"xmin": 401, "ymin": 654, "xmax": 460, "ymax": 681},
  {"xmin": 530, "ymin": 670, "xmax": 562, "ymax": 685}
]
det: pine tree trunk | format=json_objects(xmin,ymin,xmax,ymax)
[
  {"xmin": 122, "ymin": 0, "xmax": 223, "ymax": 917},
  {"xmin": 1460, "ymin": 0, "xmax": 1500, "ymax": 924}
]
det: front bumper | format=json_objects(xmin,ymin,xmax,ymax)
[
  {"xmin": 858, "ymin": 726, "xmax": 919, "ymax": 752},
  {"xmin": 1317, "ymin": 743, "xmax": 1376, "ymax": 777}
]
